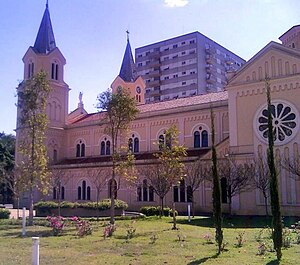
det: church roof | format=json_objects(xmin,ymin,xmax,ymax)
[
  {"xmin": 119, "ymin": 39, "xmax": 136, "ymax": 82},
  {"xmin": 68, "ymin": 91, "xmax": 228, "ymax": 125},
  {"xmin": 33, "ymin": 3, "xmax": 56, "ymax": 54}
]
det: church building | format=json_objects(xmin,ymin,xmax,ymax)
[{"xmin": 16, "ymin": 4, "xmax": 300, "ymax": 216}]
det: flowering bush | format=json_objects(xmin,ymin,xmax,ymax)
[
  {"xmin": 103, "ymin": 223, "xmax": 116, "ymax": 239},
  {"xmin": 257, "ymin": 242, "xmax": 267, "ymax": 255},
  {"xmin": 203, "ymin": 233, "xmax": 213, "ymax": 244},
  {"xmin": 125, "ymin": 220, "xmax": 136, "ymax": 241},
  {"xmin": 46, "ymin": 216, "xmax": 65, "ymax": 236},
  {"xmin": 70, "ymin": 216, "xmax": 92, "ymax": 237},
  {"xmin": 235, "ymin": 231, "xmax": 246, "ymax": 247}
]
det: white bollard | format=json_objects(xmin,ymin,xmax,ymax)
[
  {"xmin": 22, "ymin": 207, "xmax": 26, "ymax": 236},
  {"xmin": 187, "ymin": 204, "xmax": 191, "ymax": 223},
  {"xmin": 32, "ymin": 237, "xmax": 39, "ymax": 265}
]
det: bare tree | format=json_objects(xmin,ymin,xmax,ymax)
[
  {"xmin": 88, "ymin": 168, "xmax": 110, "ymax": 219},
  {"xmin": 218, "ymin": 157, "xmax": 255, "ymax": 215},
  {"xmin": 51, "ymin": 169, "xmax": 70, "ymax": 216},
  {"xmin": 254, "ymin": 155, "xmax": 270, "ymax": 216},
  {"xmin": 185, "ymin": 159, "xmax": 210, "ymax": 217},
  {"xmin": 283, "ymin": 155, "xmax": 300, "ymax": 180}
]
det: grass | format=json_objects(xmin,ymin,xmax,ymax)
[{"xmin": 0, "ymin": 216, "xmax": 299, "ymax": 265}]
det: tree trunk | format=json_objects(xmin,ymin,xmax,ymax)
[
  {"xmin": 263, "ymin": 193, "xmax": 268, "ymax": 217},
  {"xmin": 172, "ymin": 202, "xmax": 177, "ymax": 230},
  {"xmin": 160, "ymin": 197, "xmax": 164, "ymax": 217},
  {"xmin": 58, "ymin": 184, "xmax": 61, "ymax": 217},
  {"xmin": 228, "ymin": 196, "xmax": 232, "ymax": 216},
  {"xmin": 192, "ymin": 193, "xmax": 195, "ymax": 218},
  {"xmin": 96, "ymin": 189, "xmax": 100, "ymax": 221},
  {"xmin": 28, "ymin": 186, "xmax": 34, "ymax": 226},
  {"xmin": 110, "ymin": 161, "xmax": 116, "ymax": 225},
  {"xmin": 17, "ymin": 197, "xmax": 20, "ymax": 219}
]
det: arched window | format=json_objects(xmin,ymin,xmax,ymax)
[
  {"xmin": 28, "ymin": 60, "xmax": 34, "ymax": 78},
  {"xmin": 61, "ymin": 186, "xmax": 65, "ymax": 200},
  {"xmin": 76, "ymin": 140, "xmax": 85, "ymax": 157},
  {"xmin": 53, "ymin": 187, "xmax": 57, "ymax": 200},
  {"xmin": 78, "ymin": 186, "xmax": 81, "ymax": 200},
  {"xmin": 100, "ymin": 138, "xmax": 111, "ymax": 155},
  {"xmin": 143, "ymin": 180, "xmax": 148, "ymax": 202},
  {"xmin": 77, "ymin": 180, "xmax": 91, "ymax": 201},
  {"xmin": 221, "ymin": 177, "xmax": 228, "ymax": 203},
  {"xmin": 128, "ymin": 134, "xmax": 140, "ymax": 153},
  {"xmin": 179, "ymin": 179, "xmax": 186, "ymax": 202},
  {"xmin": 137, "ymin": 180, "xmax": 155, "ymax": 202},
  {"xmin": 173, "ymin": 179, "xmax": 190, "ymax": 203},
  {"xmin": 194, "ymin": 131, "xmax": 200, "ymax": 148},
  {"xmin": 53, "ymin": 149, "xmax": 58, "ymax": 162},
  {"xmin": 51, "ymin": 61, "xmax": 59, "ymax": 80},
  {"xmin": 108, "ymin": 179, "xmax": 117, "ymax": 199},
  {"xmin": 159, "ymin": 134, "xmax": 165, "ymax": 150},
  {"xmin": 201, "ymin": 130, "xmax": 208, "ymax": 147},
  {"xmin": 87, "ymin": 186, "xmax": 91, "ymax": 201},
  {"xmin": 193, "ymin": 126, "xmax": 209, "ymax": 148}
]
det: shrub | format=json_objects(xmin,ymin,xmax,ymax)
[
  {"xmin": 140, "ymin": 206, "xmax": 171, "ymax": 216},
  {"xmin": 257, "ymin": 242, "xmax": 267, "ymax": 255},
  {"xmin": 203, "ymin": 232, "xmax": 213, "ymax": 244},
  {"xmin": 103, "ymin": 223, "xmax": 116, "ymax": 239},
  {"xmin": 235, "ymin": 231, "xmax": 246, "ymax": 247},
  {"xmin": 0, "ymin": 209, "xmax": 10, "ymax": 219},
  {"xmin": 125, "ymin": 220, "xmax": 136, "ymax": 241},
  {"xmin": 34, "ymin": 199, "xmax": 128, "ymax": 212},
  {"xmin": 46, "ymin": 216, "xmax": 65, "ymax": 236},
  {"xmin": 70, "ymin": 216, "xmax": 92, "ymax": 237},
  {"xmin": 282, "ymin": 228, "xmax": 292, "ymax": 248}
]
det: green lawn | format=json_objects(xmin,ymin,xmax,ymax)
[{"xmin": 0, "ymin": 216, "xmax": 299, "ymax": 265}]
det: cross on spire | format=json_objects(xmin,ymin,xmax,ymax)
[
  {"xmin": 126, "ymin": 30, "xmax": 130, "ymax": 41},
  {"xmin": 46, "ymin": 0, "xmax": 49, "ymax": 8}
]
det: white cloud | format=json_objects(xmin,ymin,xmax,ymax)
[{"xmin": 164, "ymin": 0, "xmax": 189, "ymax": 8}]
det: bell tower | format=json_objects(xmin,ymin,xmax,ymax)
[
  {"xmin": 21, "ymin": 2, "xmax": 69, "ymax": 127},
  {"xmin": 111, "ymin": 32, "xmax": 145, "ymax": 105},
  {"xmin": 17, "ymin": 2, "xmax": 69, "ymax": 163}
]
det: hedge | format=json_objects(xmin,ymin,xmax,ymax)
[
  {"xmin": 34, "ymin": 199, "xmax": 128, "ymax": 211},
  {"xmin": 140, "ymin": 206, "xmax": 172, "ymax": 217},
  {"xmin": 0, "ymin": 208, "xmax": 10, "ymax": 219}
]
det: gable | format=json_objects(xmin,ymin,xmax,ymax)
[{"xmin": 228, "ymin": 42, "xmax": 300, "ymax": 87}]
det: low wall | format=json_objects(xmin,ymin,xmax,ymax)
[{"xmin": 36, "ymin": 208, "xmax": 123, "ymax": 217}]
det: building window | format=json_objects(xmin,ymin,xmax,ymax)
[
  {"xmin": 158, "ymin": 131, "xmax": 172, "ymax": 150},
  {"xmin": 173, "ymin": 74, "xmax": 178, "ymax": 78},
  {"xmin": 193, "ymin": 127, "xmax": 209, "ymax": 148},
  {"xmin": 173, "ymin": 44, "xmax": 178, "ymax": 48},
  {"xmin": 146, "ymin": 51, "xmax": 150, "ymax": 55},
  {"xmin": 53, "ymin": 149, "xmax": 58, "ymax": 162},
  {"xmin": 174, "ymin": 179, "xmax": 190, "ymax": 202},
  {"xmin": 190, "ymin": 40, "xmax": 195, "ymax": 44},
  {"xmin": 128, "ymin": 134, "xmax": 139, "ymax": 153},
  {"xmin": 28, "ymin": 61, "xmax": 34, "ymax": 78},
  {"xmin": 164, "ymin": 76, "xmax": 169, "ymax": 80},
  {"xmin": 182, "ymin": 61, "xmax": 186, "ymax": 65},
  {"xmin": 138, "ymin": 54, "xmax": 142, "ymax": 58},
  {"xmin": 137, "ymin": 179, "xmax": 154, "ymax": 202},
  {"xmin": 77, "ymin": 180, "xmax": 90, "ymax": 200},
  {"xmin": 100, "ymin": 138, "xmax": 111, "ymax": 155},
  {"xmin": 51, "ymin": 62, "xmax": 59, "ymax": 80},
  {"xmin": 138, "ymin": 63, "xmax": 142, "ymax": 67},
  {"xmin": 76, "ymin": 140, "xmax": 85, "ymax": 157},
  {"xmin": 181, "ymin": 41, "xmax": 186, "ymax": 45},
  {"xmin": 182, "ymin": 71, "xmax": 186, "ymax": 75},
  {"xmin": 182, "ymin": 82, "xmax": 186, "ymax": 85},
  {"xmin": 182, "ymin": 51, "xmax": 186, "ymax": 55},
  {"xmin": 221, "ymin": 177, "xmax": 228, "ymax": 203},
  {"xmin": 108, "ymin": 179, "xmax": 117, "ymax": 199}
]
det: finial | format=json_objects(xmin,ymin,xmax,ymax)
[
  {"xmin": 126, "ymin": 30, "xmax": 130, "ymax": 41},
  {"xmin": 79, "ymin": 92, "xmax": 83, "ymax": 104},
  {"xmin": 46, "ymin": 0, "xmax": 49, "ymax": 8}
]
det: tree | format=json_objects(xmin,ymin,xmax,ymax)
[
  {"xmin": 210, "ymin": 107, "xmax": 223, "ymax": 255},
  {"xmin": 283, "ymin": 155, "xmax": 300, "ymax": 180},
  {"xmin": 16, "ymin": 71, "xmax": 51, "ymax": 225},
  {"xmin": 266, "ymin": 77, "xmax": 282, "ymax": 261},
  {"xmin": 97, "ymin": 87, "xmax": 139, "ymax": 224},
  {"xmin": 254, "ymin": 154, "xmax": 270, "ymax": 216},
  {"xmin": 185, "ymin": 159, "xmax": 210, "ymax": 217},
  {"xmin": 142, "ymin": 125, "xmax": 187, "ymax": 218},
  {"xmin": 51, "ymin": 169, "xmax": 70, "ymax": 216},
  {"xmin": 0, "ymin": 133, "xmax": 15, "ymax": 204},
  {"xmin": 218, "ymin": 158, "xmax": 255, "ymax": 215},
  {"xmin": 89, "ymin": 168, "xmax": 110, "ymax": 219}
]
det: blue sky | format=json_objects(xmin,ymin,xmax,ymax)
[{"xmin": 0, "ymin": 0, "xmax": 299, "ymax": 135}]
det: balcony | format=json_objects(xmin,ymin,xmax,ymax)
[
  {"xmin": 206, "ymin": 55, "xmax": 213, "ymax": 64},
  {"xmin": 148, "ymin": 51, "xmax": 160, "ymax": 59},
  {"xmin": 148, "ymin": 70, "xmax": 160, "ymax": 77},
  {"xmin": 148, "ymin": 59, "xmax": 161, "ymax": 68},
  {"xmin": 206, "ymin": 74, "xmax": 216, "ymax": 84},
  {"xmin": 147, "ymin": 79, "xmax": 160, "ymax": 87}
]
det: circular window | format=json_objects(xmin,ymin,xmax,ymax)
[{"xmin": 254, "ymin": 100, "xmax": 299, "ymax": 145}]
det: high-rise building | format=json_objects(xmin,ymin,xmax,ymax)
[{"xmin": 135, "ymin": 32, "xmax": 245, "ymax": 103}]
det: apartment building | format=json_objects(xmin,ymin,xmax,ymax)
[{"xmin": 135, "ymin": 32, "xmax": 245, "ymax": 103}]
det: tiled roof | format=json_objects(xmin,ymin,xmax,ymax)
[
  {"xmin": 69, "ymin": 91, "xmax": 228, "ymax": 125},
  {"xmin": 33, "ymin": 4, "xmax": 56, "ymax": 54},
  {"xmin": 119, "ymin": 40, "xmax": 136, "ymax": 82},
  {"xmin": 53, "ymin": 148, "xmax": 210, "ymax": 166}
]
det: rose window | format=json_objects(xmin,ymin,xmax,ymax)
[{"xmin": 255, "ymin": 100, "xmax": 299, "ymax": 145}]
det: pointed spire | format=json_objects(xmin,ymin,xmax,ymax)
[
  {"xmin": 119, "ymin": 32, "xmax": 136, "ymax": 82},
  {"xmin": 33, "ymin": 2, "xmax": 56, "ymax": 54}
]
